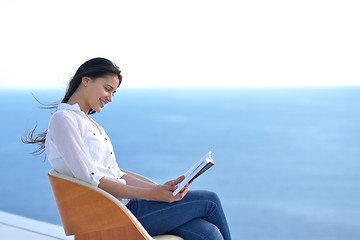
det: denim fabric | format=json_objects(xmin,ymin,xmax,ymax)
[{"xmin": 126, "ymin": 190, "xmax": 232, "ymax": 240}]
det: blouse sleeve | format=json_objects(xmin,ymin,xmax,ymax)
[
  {"xmin": 111, "ymin": 159, "xmax": 126, "ymax": 179},
  {"xmin": 48, "ymin": 111, "xmax": 103, "ymax": 186}
]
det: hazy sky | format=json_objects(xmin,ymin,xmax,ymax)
[{"xmin": 0, "ymin": 0, "xmax": 359, "ymax": 89}]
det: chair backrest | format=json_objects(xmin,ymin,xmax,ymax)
[
  {"xmin": 48, "ymin": 169, "xmax": 152, "ymax": 240},
  {"xmin": 49, "ymin": 169, "xmax": 184, "ymax": 240}
]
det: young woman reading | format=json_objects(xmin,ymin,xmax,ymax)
[{"xmin": 25, "ymin": 57, "xmax": 232, "ymax": 240}]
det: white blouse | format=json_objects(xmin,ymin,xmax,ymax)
[{"xmin": 45, "ymin": 103, "xmax": 129, "ymax": 205}]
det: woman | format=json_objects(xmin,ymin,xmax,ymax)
[{"xmin": 25, "ymin": 57, "xmax": 232, "ymax": 240}]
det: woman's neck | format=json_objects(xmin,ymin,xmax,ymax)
[{"xmin": 67, "ymin": 92, "xmax": 90, "ymax": 115}]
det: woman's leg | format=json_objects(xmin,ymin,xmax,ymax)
[
  {"xmin": 126, "ymin": 190, "xmax": 232, "ymax": 240},
  {"xmin": 169, "ymin": 218, "xmax": 223, "ymax": 240}
]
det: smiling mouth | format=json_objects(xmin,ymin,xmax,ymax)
[{"xmin": 100, "ymin": 99, "xmax": 106, "ymax": 107}]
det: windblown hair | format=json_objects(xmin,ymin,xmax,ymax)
[{"xmin": 23, "ymin": 57, "xmax": 122, "ymax": 155}]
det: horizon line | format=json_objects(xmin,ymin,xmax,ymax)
[{"xmin": 1, "ymin": 84, "xmax": 360, "ymax": 91}]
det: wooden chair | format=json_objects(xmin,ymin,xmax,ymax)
[{"xmin": 48, "ymin": 169, "xmax": 183, "ymax": 240}]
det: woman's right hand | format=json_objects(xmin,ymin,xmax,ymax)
[{"xmin": 149, "ymin": 176, "xmax": 188, "ymax": 203}]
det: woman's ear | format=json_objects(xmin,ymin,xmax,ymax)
[{"xmin": 82, "ymin": 77, "xmax": 90, "ymax": 87}]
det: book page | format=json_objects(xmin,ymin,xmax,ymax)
[{"xmin": 173, "ymin": 151, "xmax": 214, "ymax": 196}]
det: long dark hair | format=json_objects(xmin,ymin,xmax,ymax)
[{"xmin": 23, "ymin": 57, "xmax": 122, "ymax": 155}]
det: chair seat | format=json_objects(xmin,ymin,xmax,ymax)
[{"xmin": 153, "ymin": 235, "xmax": 184, "ymax": 240}]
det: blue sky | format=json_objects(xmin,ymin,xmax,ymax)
[{"xmin": 0, "ymin": 0, "xmax": 359, "ymax": 89}]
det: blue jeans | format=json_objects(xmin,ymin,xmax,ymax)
[{"xmin": 126, "ymin": 190, "xmax": 232, "ymax": 240}]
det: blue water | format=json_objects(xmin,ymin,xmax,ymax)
[{"xmin": 1, "ymin": 87, "xmax": 360, "ymax": 240}]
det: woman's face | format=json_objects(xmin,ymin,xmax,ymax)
[{"xmin": 84, "ymin": 74, "xmax": 119, "ymax": 113}]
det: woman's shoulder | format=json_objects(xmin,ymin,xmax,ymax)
[{"xmin": 50, "ymin": 107, "xmax": 83, "ymax": 124}]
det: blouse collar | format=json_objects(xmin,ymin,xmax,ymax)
[{"xmin": 57, "ymin": 103, "xmax": 83, "ymax": 113}]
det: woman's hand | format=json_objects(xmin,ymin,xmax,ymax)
[
  {"xmin": 148, "ymin": 176, "xmax": 189, "ymax": 203},
  {"xmin": 164, "ymin": 175, "xmax": 184, "ymax": 188},
  {"xmin": 165, "ymin": 176, "xmax": 189, "ymax": 195}
]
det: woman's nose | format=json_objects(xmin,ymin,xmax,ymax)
[{"xmin": 107, "ymin": 94, "xmax": 113, "ymax": 102}]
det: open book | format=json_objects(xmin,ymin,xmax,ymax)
[{"xmin": 173, "ymin": 151, "xmax": 214, "ymax": 196}]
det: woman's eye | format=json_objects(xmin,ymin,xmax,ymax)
[{"xmin": 104, "ymin": 85, "xmax": 115, "ymax": 96}]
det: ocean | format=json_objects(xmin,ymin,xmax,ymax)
[{"xmin": 1, "ymin": 87, "xmax": 360, "ymax": 240}]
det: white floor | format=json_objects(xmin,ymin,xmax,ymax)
[{"xmin": 0, "ymin": 211, "xmax": 73, "ymax": 240}]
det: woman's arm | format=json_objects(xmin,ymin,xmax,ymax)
[
  {"xmin": 121, "ymin": 173, "xmax": 157, "ymax": 189},
  {"xmin": 98, "ymin": 175, "xmax": 188, "ymax": 203}
]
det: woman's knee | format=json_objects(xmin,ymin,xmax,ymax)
[
  {"xmin": 205, "ymin": 190, "xmax": 220, "ymax": 202},
  {"xmin": 188, "ymin": 190, "xmax": 220, "ymax": 202}
]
